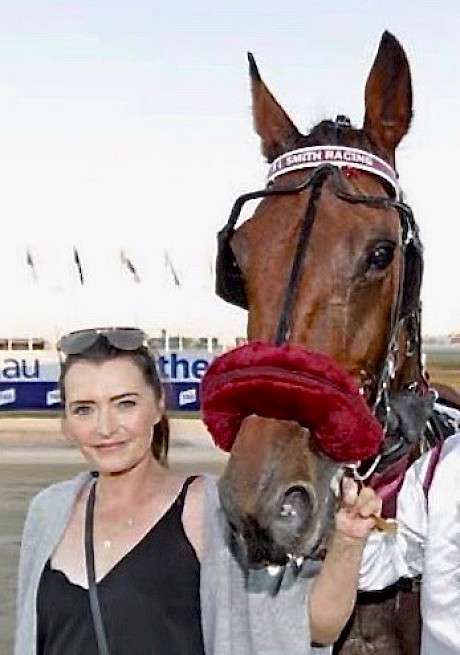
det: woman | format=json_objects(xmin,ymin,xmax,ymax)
[{"xmin": 15, "ymin": 327, "xmax": 382, "ymax": 655}]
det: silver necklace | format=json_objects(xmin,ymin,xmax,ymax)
[
  {"xmin": 95, "ymin": 490, "xmax": 137, "ymax": 549},
  {"xmin": 102, "ymin": 516, "xmax": 136, "ymax": 549}
]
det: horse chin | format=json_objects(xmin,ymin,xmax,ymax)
[{"xmin": 217, "ymin": 415, "xmax": 340, "ymax": 570}]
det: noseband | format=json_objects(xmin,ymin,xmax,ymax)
[{"xmin": 216, "ymin": 141, "xmax": 427, "ymax": 472}]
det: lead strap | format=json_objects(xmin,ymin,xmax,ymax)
[{"xmin": 85, "ymin": 480, "xmax": 111, "ymax": 655}]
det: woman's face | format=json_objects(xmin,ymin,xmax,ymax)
[{"xmin": 62, "ymin": 357, "xmax": 163, "ymax": 474}]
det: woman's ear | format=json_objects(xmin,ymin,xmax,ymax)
[{"xmin": 158, "ymin": 395, "xmax": 166, "ymax": 418}]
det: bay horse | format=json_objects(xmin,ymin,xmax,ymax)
[{"xmin": 208, "ymin": 32, "xmax": 449, "ymax": 654}]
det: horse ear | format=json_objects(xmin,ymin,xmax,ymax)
[
  {"xmin": 248, "ymin": 53, "xmax": 301, "ymax": 162},
  {"xmin": 363, "ymin": 31, "xmax": 413, "ymax": 156}
]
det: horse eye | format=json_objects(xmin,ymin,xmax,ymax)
[{"xmin": 366, "ymin": 243, "xmax": 395, "ymax": 271}]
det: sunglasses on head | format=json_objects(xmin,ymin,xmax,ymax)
[{"xmin": 57, "ymin": 327, "xmax": 148, "ymax": 356}]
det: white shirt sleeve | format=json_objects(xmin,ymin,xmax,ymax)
[{"xmin": 359, "ymin": 457, "xmax": 428, "ymax": 591}]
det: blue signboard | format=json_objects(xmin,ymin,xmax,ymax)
[{"xmin": 0, "ymin": 350, "xmax": 215, "ymax": 412}]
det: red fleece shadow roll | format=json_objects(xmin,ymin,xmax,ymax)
[{"xmin": 201, "ymin": 341, "xmax": 383, "ymax": 463}]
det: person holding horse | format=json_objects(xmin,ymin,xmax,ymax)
[
  {"xmin": 359, "ymin": 429, "xmax": 460, "ymax": 654},
  {"xmin": 15, "ymin": 327, "xmax": 383, "ymax": 655}
]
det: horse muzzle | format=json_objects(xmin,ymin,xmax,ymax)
[
  {"xmin": 216, "ymin": 415, "xmax": 339, "ymax": 568},
  {"xmin": 219, "ymin": 469, "xmax": 337, "ymax": 568}
]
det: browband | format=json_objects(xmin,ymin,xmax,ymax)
[{"xmin": 267, "ymin": 146, "xmax": 399, "ymax": 195}]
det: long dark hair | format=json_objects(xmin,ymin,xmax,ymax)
[{"xmin": 59, "ymin": 337, "xmax": 169, "ymax": 466}]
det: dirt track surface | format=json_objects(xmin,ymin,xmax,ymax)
[{"xmin": 0, "ymin": 417, "xmax": 228, "ymax": 655}]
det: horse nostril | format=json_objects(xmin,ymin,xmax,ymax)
[{"xmin": 279, "ymin": 485, "xmax": 314, "ymax": 525}]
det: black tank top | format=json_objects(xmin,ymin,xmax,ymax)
[{"xmin": 36, "ymin": 476, "xmax": 205, "ymax": 655}]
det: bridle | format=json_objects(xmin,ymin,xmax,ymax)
[{"xmin": 216, "ymin": 135, "xmax": 427, "ymax": 473}]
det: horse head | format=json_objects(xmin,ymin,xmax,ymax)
[{"xmin": 204, "ymin": 32, "xmax": 431, "ymax": 568}]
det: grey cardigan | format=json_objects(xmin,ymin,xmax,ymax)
[{"xmin": 15, "ymin": 472, "xmax": 330, "ymax": 655}]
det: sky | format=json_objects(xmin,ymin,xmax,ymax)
[{"xmin": 0, "ymin": 0, "xmax": 459, "ymax": 338}]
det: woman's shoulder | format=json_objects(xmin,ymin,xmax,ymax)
[
  {"xmin": 19, "ymin": 472, "xmax": 91, "ymax": 550},
  {"xmin": 27, "ymin": 471, "xmax": 91, "ymax": 517},
  {"xmin": 181, "ymin": 474, "xmax": 219, "ymax": 515},
  {"xmin": 200, "ymin": 473, "xmax": 219, "ymax": 507}
]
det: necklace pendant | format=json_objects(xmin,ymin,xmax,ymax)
[{"xmin": 103, "ymin": 539, "xmax": 112, "ymax": 549}]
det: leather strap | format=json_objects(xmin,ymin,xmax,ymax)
[{"xmin": 85, "ymin": 481, "xmax": 111, "ymax": 655}]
